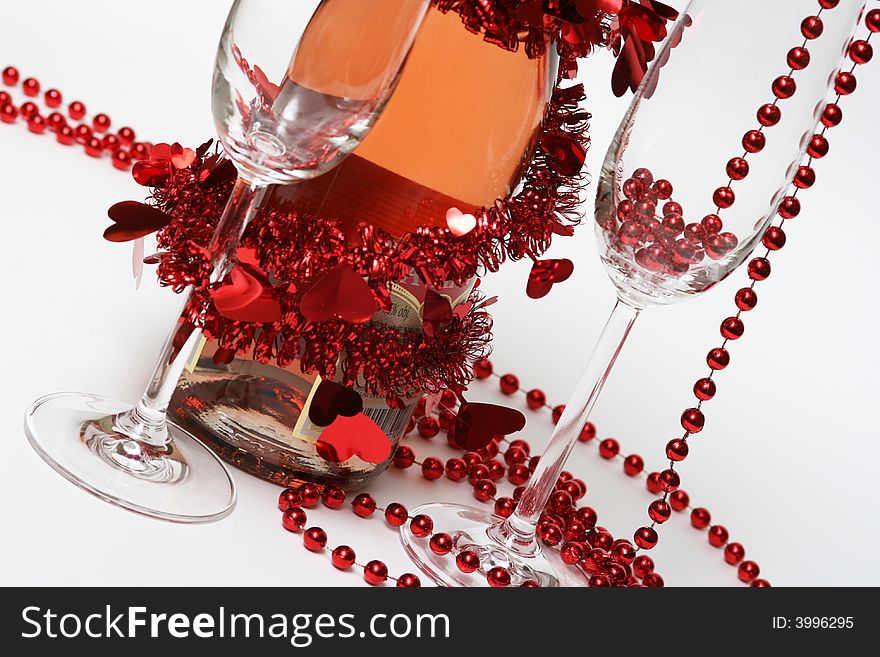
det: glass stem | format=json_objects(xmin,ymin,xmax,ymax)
[
  {"xmin": 114, "ymin": 177, "xmax": 266, "ymax": 448},
  {"xmin": 488, "ymin": 298, "xmax": 642, "ymax": 555}
]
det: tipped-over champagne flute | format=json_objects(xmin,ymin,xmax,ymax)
[
  {"xmin": 25, "ymin": 0, "xmax": 429, "ymax": 522},
  {"xmin": 401, "ymin": 0, "xmax": 865, "ymax": 585}
]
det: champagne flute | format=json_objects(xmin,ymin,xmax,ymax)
[
  {"xmin": 25, "ymin": 0, "xmax": 429, "ymax": 523},
  {"xmin": 401, "ymin": 0, "xmax": 866, "ymax": 585}
]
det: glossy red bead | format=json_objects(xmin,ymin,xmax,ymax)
[
  {"xmin": 742, "ymin": 130, "xmax": 765, "ymax": 154},
  {"xmin": 55, "ymin": 125, "xmax": 75, "ymax": 144},
  {"xmin": 642, "ymin": 573, "xmax": 664, "ymax": 587},
  {"xmin": 738, "ymin": 560, "xmax": 760, "ymax": 583},
  {"xmin": 504, "ymin": 446, "xmax": 527, "ymax": 466},
  {"xmin": 467, "ymin": 463, "xmax": 490, "ymax": 485},
  {"xmin": 834, "ymin": 71, "xmax": 856, "ymax": 95},
  {"xmin": 332, "ymin": 545, "xmax": 356, "ymax": 570},
  {"xmin": 755, "ymin": 104, "xmax": 781, "ymax": 130},
  {"xmin": 487, "ymin": 567, "xmax": 511, "ymax": 587},
  {"xmin": 666, "ymin": 439, "xmax": 689, "ymax": 462},
  {"xmin": 41, "ymin": 88, "xmax": 62, "ymax": 108},
  {"xmin": 726, "ymin": 157, "xmax": 749, "ymax": 181},
  {"xmin": 794, "ymin": 165, "xmax": 815, "ymax": 189},
  {"xmin": 473, "ymin": 357, "xmax": 492, "ymax": 379},
  {"xmin": 20, "ymin": 101, "xmax": 38, "ymax": 119},
  {"xmin": 27, "ymin": 114, "xmax": 47, "ymax": 134},
  {"xmin": 473, "ymin": 478, "xmax": 496, "ymax": 502},
  {"xmin": 538, "ymin": 523, "xmax": 563, "ymax": 546},
  {"xmin": 456, "ymin": 550, "xmax": 480, "ymax": 573},
  {"xmin": 443, "ymin": 457, "xmax": 467, "ymax": 481},
  {"xmin": 579, "ymin": 422, "xmax": 597, "ymax": 442},
  {"xmin": 589, "ymin": 575, "xmax": 611, "ymax": 587},
  {"xmin": 278, "ymin": 487, "xmax": 302, "ymax": 511},
  {"xmin": 658, "ymin": 468, "xmax": 680, "ymax": 492},
  {"xmin": 46, "ymin": 111, "xmax": 66, "ymax": 131},
  {"xmin": 747, "ymin": 257, "xmax": 771, "ymax": 282},
  {"xmin": 68, "ymin": 100, "xmax": 86, "ymax": 120},
  {"xmin": 648, "ymin": 500, "xmax": 672, "ymax": 524},
  {"xmin": 669, "ymin": 490, "xmax": 690, "ymax": 512},
  {"xmin": 681, "ymin": 408, "xmax": 705, "ymax": 433},
  {"xmin": 421, "ymin": 456, "xmax": 444, "ymax": 480},
  {"xmin": 551, "ymin": 404, "xmax": 565, "ymax": 424},
  {"xmin": 525, "ymin": 388, "xmax": 546, "ymax": 410},
  {"xmin": 707, "ymin": 347, "xmax": 730, "ymax": 370},
  {"xmin": 735, "ymin": 288, "xmax": 758, "ymax": 311},
  {"xmin": 92, "ymin": 112, "xmax": 111, "ymax": 132},
  {"xmin": 410, "ymin": 514, "xmax": 433, "ymax": 538},
  {"xmin": 1, "ymin": 66, "xmax": 19, "ymax": 85},
  {"xmin": 868, "ymin": 8, "xmax": 880, "ymax": 32},
  {"xmin": 351, "ymin": 493, "xmax": 377, "ymax": 518},
  {"xmin": 772, "ymin": 75, "xmax": 796, "ymax": 99},
  {"xmin": 102, "ymin": 133, "xmax": 121, "ymax": 151},
  {"xmin": 397, "ymin": 573, "xmax": 421, "ymax": 588},
  {"xmin": 690, "ymin": 507, "xmax": 711, "ymax": 529},
  {"xmin": 117, "ymin": 126, "xmax": 136, "ymax": 144},
  {"xmin": 577, "ymin": 506, "xmax": 598, "ymax": 529},
  {"xmin": 364, "ymin": 560, "xmax": 388, "ymax": 585},
  {"xmin": 653, "ymin": 179, "xmax": 673, "ymax": 199},
  {"xmin": 778, "ymin": 195, "xmax": 801, "ymax": 219},
  {"xmin": 131, "ymin": 141, "xmax": 151, "ymax": 160},
  {"xmin": 763, "ymin": 226, "xmax": 787, "ymax": 250},
  {"xmin": 507, "ymin": 463, "xmax": 530, "ymax": 485},
  {"xmin": 494, "ymin": 496, "xmax": 515, "ymax": 518},
  {"xmin": 713, "ymin": 186, "xmax": 735, "ymax": 209},
  {"xmin": 561, "ymin": 542, "xmax": 584, "ymax": 565},
  {"xmin": 85, "ymin": 137, "xmax": 105, "ymax": 159},
  {"xmin": 800, "ymin": 15, "xmax": 823, "ymax": 39},
  {"xmin": 0, "ymin": 104, "xmax": 18, "ymax": 123},
  {"xmin": 429, "ymin": 532, "xmax": 454, "ymax": 555},
  {"xmin": 632, "ymin": 555, "xmax": 655, "ymax": 579},
  {"xmin": 623, "ymin": 454, "xmax": 644, "ymax": 476},
  {"xmin": 818, "ymin": 0, "xmax": 839, "ymax": 7},
  {"xmin": 646, "ymin": 472, "xmax": 662, "ymax": 494},
  {"xmin": 701, "ymin": 213, "xmax": 723, "ymax": 234},
  {"xmin": 384, "ymin": 502, "xmax": 408, "ymax": 527},
  {"xmin": 807, "ymin": 134, "xmax": 829, "ymax": 158},
  {"xmin": 281, "ymin": 506, "xmax": 307, "ymax": 532},
  {"xmin": 821, "ymin": 103, "xmax": 842, "ymax": 127},
  {"xmin": 708, "ymin": 524, "xmax": 729, "ymax": 547},
  {"xmin": 598, "ymin": 438, "xmax": 620, "ymax": 459},
  {"xmin": 499, "ymin": 373, "xmax": 519, "ymax": 394},
  {"xmin": 321, "ymin": 485, "xmax": 346, "ymax": 509},
  {"xmin": 303, "ymin": 527, "xmax": 328, "ymax": 552},
  {"xmin": 21, "ymin": 77, "xmax": 39, "ymax": 97},
  {"xmin": 634, "ymin": 527, "xmax": 658, "ymax": 550},
  {"xmin": 392, "ymin": 445, "xmax": 415, "ymax": 468},
  {"xmin": 693, "ymin": 377, "xmax": 717, "ymax": 401},
  {"xmin": 786, "ymin": 47, "xmax": 810, "ymax": 70},
  {"xmin": 417, "ymin": 416, "xmax": 439, "ymax": 439},
  {"xmin": 724, "ymin": 542, "xmax": 746, "ymax": 565},
  {"xmin": 298, "ymin": 483, "xmax": 321, "ymax": 508},
  {"xmin": 751, "ymin": 578, "xmax": 771, "ymax": 588}
]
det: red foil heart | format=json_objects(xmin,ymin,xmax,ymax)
[
  {"xmin": 104, "ymin": 201, "xmax": 172, "ymax": 242},
  {"xmin": 308, "ymin": 379, "xmax": 364, "ymax": 428},
  {"xmin": 540, "ymin": 134, "xmax": 586, "ymax": 176},
  {"xmin": 527, "ymin": 258, "xmax": 575, "ymax": 299},
  {"xmin": 315, "ymin": 414, "xmax": 391, "ymax": 465},
  {"xmin": 422, "ymin": 289, "xmax": 453, "ymax": 337},
  {"xmin": 300, "ymin": 264, "xmax": 377, "ymax": 323},
  {"xmin": 450, "ymin": 402, "xmax": 526, "ymax": 451},
  {"xmin": 211, "ymin": 248, "xmax": 282, "ymax": 323}
]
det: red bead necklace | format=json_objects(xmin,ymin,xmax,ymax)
[{"xmin": 0, "ymin": 65, "xmax": 150, "ymax": 170}]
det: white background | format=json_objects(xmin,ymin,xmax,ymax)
[{"xmin": 1, "ymin": 0, "xmax": 878, "ymax": 587}]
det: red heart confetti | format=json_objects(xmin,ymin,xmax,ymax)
[
  {"xmin": 540, "ymin": 134, "xmax": 586, "ymax": 176},
  {"xmin": 450, "ymin": 402, "xmax": 526, "ymax": 451},
  {"xmin": 300, "ymin": 264, "xmax": 377, "ymax": 324},
  {"xmin": 211, "ymin": 248, "xmax": 282, "ymax": 323},
  {"xmin": 104, "ymin": 201, "xmax": 172, "ymax": 242},
  {"xmin": 445, "ymin": 207, "xmax": 477, "ymax": 237},
  {"xmin": 315, "ymin": 413, "xmax": 391, "ymax": 465},
  {"xmin": 526, "ymin": 258, "xmax": 575, "ymax": 299},
  {"xmin": 308, "ymin": 379, "xmax": 364, "ymax": 428},
  {"xmin": 198, "ymin": 155, "xmax": 237, "ymax": 189}
]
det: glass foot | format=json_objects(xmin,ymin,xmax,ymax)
[
  {"xmin": 25, "ymin": 392, "xmax": 236, "ymax": 523},
  {"xmin": 399, "ymin": 503, "xmax": 588, "ymax": 587}
]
